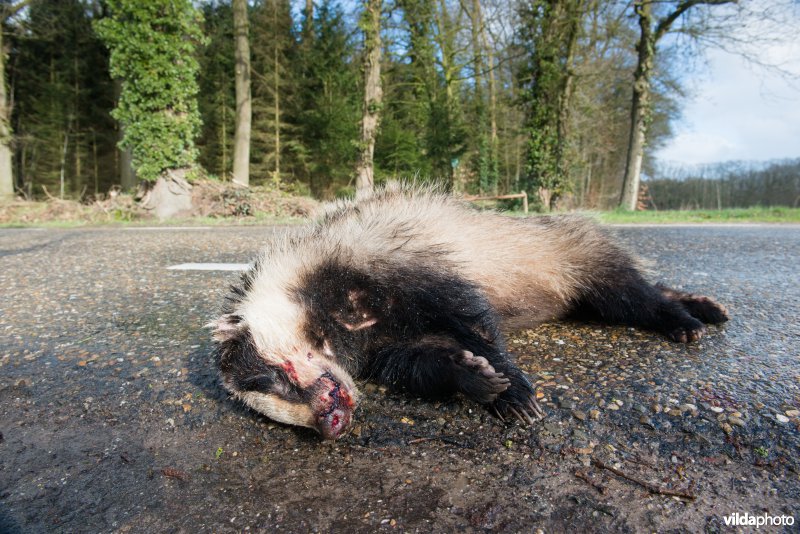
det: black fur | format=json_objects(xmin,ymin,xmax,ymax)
[
  {"xmin": 568, "ymin": 263, "xmax": 709, "ymax": 342},
  {"xmin": 296, "ymin": 258, "xmax": 542, "ymax": 421},
  {"xmin": 217, "ymin": 327, "xmax": 303, "ymax": 401}
]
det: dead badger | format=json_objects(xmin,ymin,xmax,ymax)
[{"xmin": 209, "ymin": 185, "xmax": 728, "ymax": 439}]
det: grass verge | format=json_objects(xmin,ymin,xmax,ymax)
[{"xmin": 595, "ymin": 207, "xmax": 800, "ymax": 224}]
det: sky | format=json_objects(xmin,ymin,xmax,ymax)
[{"xmin": 655, "ymin": 12, "xmax": 800, "ymax": 167}]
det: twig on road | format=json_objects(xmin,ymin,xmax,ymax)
[
  {"xmin": 574, "ymin": 469, "xmax": 606, "ymax": 494},
  {"xmin": 591, "ymin": 458, "xmax": 696, "ymax": 500}
]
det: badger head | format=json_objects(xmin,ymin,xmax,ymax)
[{"xmin": 208, "ymin": 255, "xmax": 380, "ymax": 440}]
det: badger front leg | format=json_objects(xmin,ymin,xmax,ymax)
[{"xmin": 363, "ymin": 336, "xmax": 545, "ymax": 423}]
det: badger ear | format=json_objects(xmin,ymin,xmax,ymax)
[
  {"xmin": 206, "ymin": 314, "xmax": 245, "ymax": 342},
  {"xmin": 333, "ymin": 289, "xmax": 380, "ymax": 331}
]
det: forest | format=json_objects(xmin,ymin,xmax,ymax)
[{"xmin": 1, "ymin": 0, "xmax": 797, "ymax": 214}]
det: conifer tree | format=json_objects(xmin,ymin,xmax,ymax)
[
  {"xmin": 197, "ymin": 2, "xmax": 235, "ymax": 180},
  {"xmin": 250, "ymin": 0, "xmax": 295, "ymax": 186}
]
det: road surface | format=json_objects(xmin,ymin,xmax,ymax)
[{"xmin": 1, "ymin": 224, "xmax": 798, "ymax": 532}]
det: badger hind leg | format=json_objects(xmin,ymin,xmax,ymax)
[
  {"xmin": 657, "ymin": 284, "xmax": 730, "ymax": 324},
  {"xmin": 569, "ymin": 266, "xmax": 722, "ymax": 343}
]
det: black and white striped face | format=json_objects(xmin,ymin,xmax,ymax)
[{"xmin": 209, "ymin": 257, "xmax": 360, "ymax": 440}]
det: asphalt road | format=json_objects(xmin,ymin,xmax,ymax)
[{"xmin": 1, "ymin": 223, "xmax": 798, "ymax": 533}]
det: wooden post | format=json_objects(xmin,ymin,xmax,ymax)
[{"xmin": 463, "ymin": 191, "xmax": 530, "ymax": 214}]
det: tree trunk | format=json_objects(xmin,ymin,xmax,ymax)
[
  {"xmin": 0, "ymin": 1, "xmax": 33, "ymax": 200},
  {"xmin": 140, "ymin": 169, "xmax": 193, "ymax": 220},
  {"xmin": 221, "ymin": 81, "xmax": 228, "ymax": 177},
  {"xmin": 273, "ymin": 26, "xmax": 281, "ymax": 185},
  {"xmin": 467, "ymin": 0, "xmax": 490, "ymax": 193},
  {"xmin": 618, "ymin": 0, "xmax": 734, "ymax": 210},
  {"xmin": 483, "ymin": 22, "xmax": 499, "ymax": 194},
  {"xmin": 302, "ymin": 0, "xmax": 314, "ymax": 41},
  {"xmin": 73, "ymin": 55, "xmax": 83, "ymax": 198},
  {"xmin": 433, "ymin": 0, "xmax": 462, "ymax": 187},
  {"xmin": 232, "ymin": 0, "xmax": 252, "ymax": 187},
  {"xmin": 0, "ymin": 23, "xmax": 14, "ymax": 200},
  {"xmin": 619, "ymin": 2, "xmax": 653, "ymax": 210},
  {"xmin": 120, "ymin": 140, "xmax": 136, "ymax": 191},
  {"xmin": 355, "ymin": 0, "xmax": 383, "ymax": 197},
  {"xmin": 115, "ymin": 79, "xmax": 136, "ymax": 191}
]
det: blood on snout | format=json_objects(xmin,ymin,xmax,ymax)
[{"xmin": 313, "ymin": 372, "xmax": 355, "ymax": 439}]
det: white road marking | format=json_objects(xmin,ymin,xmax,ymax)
[
  {"xmin": 124, "ymin": 226, "xmax": 213, "ymax": 231},
  {"xmin": 167, "ymin": 263, "xmax": 249, "ymax": 271}
]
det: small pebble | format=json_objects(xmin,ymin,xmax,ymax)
[
  {"xmin": 589, "ymin": 409, "xmax": 600, "ymax": 420},
  {"xmin": 543, "ymin": 422, "xmax": 562, "ymax": 435},
  {"xmin": 559, "ymin": 398, "xmax": 575, "ymax": 410},
  {"xmin": 775, "ymin": 414, "xmax": 789, "ymax": 423},
  {"xmin": 710, "ymin": 406, "xmax": 724, "ymax": 413},
  {"xmin": 721, "ymin": 423, "xmax": 734, "ymax": 434},
  {"xmin": 786, "ymin": 409, "xmax": 800, "ymax": 417},
  {"xmin": 572, "ymin": 410, "xmax": 587, "ymax": 421},
  {"xmin": 728, "ymin": 416, "xmax": 746, "ymax": 427}
]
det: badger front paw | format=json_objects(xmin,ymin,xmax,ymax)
[
  {"xmin": 490, "ymin": 373, "xmax": 545, "ymax": 424},
  {"xmin": 450, "ymin": 350, "xmax": 511, "ymax": 403}
]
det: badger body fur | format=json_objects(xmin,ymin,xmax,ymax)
[{"xmin": 210, "ymin": 185, "xmax": 728, "ymax": 439}]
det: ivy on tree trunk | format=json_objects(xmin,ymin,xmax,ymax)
[{"xmin": 95, "ymin": 0, "xmax": 205, "ymax": 185}]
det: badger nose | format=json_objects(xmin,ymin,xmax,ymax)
[
  {"xmin": 314, "ymin": 373, "xmax": 356, "ymax": 440},
  {"xmin": 319, "ymin": 407, "xmax": 352, "ymax": 440}
]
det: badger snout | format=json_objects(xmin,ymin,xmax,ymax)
[{"xmin": 312, "ymin": 372, "xmax": 356, "ymax": 440}]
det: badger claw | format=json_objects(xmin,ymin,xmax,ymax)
[
  {"xmin": 527, "ymin": 396, "xmax": 546, "ymax": 419},
  {"xmin": 491, "ymin": 388, "xmax": 546, "ymax": 425},
  {"xmin": 491, "ymin": 405, "xmax": 506, "ymax": 422},
  {"xmin": 508, "ymin": 405, "xmax": 535, "ymax": 425}
]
